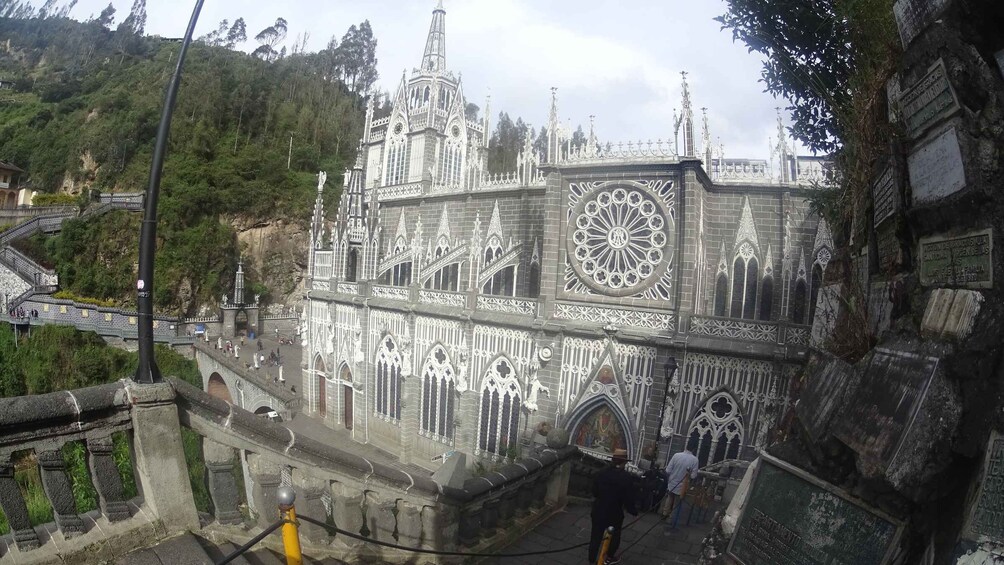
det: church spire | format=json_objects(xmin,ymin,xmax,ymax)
[
  {"xmin": 675, "ymin": 71, "xmax": 695, "ymax": 157},
  {"xmin": 421, "ymin": 1, "xmax": 447, "ymax": 74}
]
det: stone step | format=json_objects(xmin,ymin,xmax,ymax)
[{"xmin": 115, "ymin": 533, "xmax": 215, "ymax": 565}]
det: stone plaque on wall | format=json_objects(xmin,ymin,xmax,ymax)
[
  {"xmin": 873, "ymin": 165, "xmax": 898, "ymax": 226},
  {"xmin": 908, "ymin": 127, "xmax": 966, "ymax": 205},
  {"xmin": 729, "ymin": 455, "xmax": 903, "ymax": 565},
  {"xmin": 893, "ymin": 0, "xmax": 950, "ymax": 48},
  {"xmin": 899, "ymin": 59, "xmax": 960, "ymax": 139},
  {"xmin": 834, "ymin": 348, "xmax": 939, "ymax": 470},
  {"xmin": 965, "ymin": 431, "xmax": 1004, "ymax": 542},
  {"xmin": 920, "ymin": 229, "xmax": 993, "ymax": 289},
  {"xmin": 996, "ymin": 50, "xmax": 1004, "ymax": 81}
]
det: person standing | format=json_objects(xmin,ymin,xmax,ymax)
[
  {"xmin": 589, "ymin": 448, "xmax": 638, "ymax": 565},
  {"xmin": 660, "ymin": 438, "xmax": 700, "ymax": 527}
]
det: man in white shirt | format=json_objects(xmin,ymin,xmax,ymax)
[{"xmin": 660, "ymin": 438, "xmax": 700, "ymax": 524}]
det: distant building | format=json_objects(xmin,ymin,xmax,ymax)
[
  {"xmin": 302, "ymin": 2, "xmax": 836, "ymax": 472},
  {"xmin": 0, "ymin": 161, "xmax": 27, "ymax": 208}
]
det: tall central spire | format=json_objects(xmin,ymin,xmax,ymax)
[{"xmin": 421, "ymin": 1, "xmax": 447, "ymax": 74}]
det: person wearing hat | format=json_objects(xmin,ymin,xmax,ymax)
[{"xmin": 588, "ymin": 448, "xmax": 638, "ymax": 565}]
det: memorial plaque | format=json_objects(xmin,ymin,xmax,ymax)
[
  {"xmin": 886, "ymin": 75, "xmax": 902, "ymax": 123},
  {"xmin": 908, "ymin": 127, "xmax": 966, "ymax": 205},
  {"xmin": 796, "ymin": 355, "xmax": 857, "ymax": 443},
  {"xmin": 920, "ymin": 229, "xmax": 993, "ymax": 289},
  {"xmin": 899, "ymin": 59, "xmax": 960, "ymax": 139},
  {"xmin": 834, "ymin": 348, "xmax": 939, "ymax": 470},
  {"xmin": 872, "ymin": 165, "xmax": 898, "ymax": 226},
  {"xmin": 996, "ymin": 50, "xmax": 1004, "ymax": 81},
  {"xmin": 965, "ymin": 431, "xmax": 1004, "ymax": 542},
  {"xmin": 893, "ymin": 0, "xmax": 950, "ymax": 48},
  {"xmin": 729, "ymin": 455, "xmax": 903, "ymax": 565}
]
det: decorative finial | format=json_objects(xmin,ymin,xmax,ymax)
[{"xmin": 436, "ymin": 0, "xmax": 444, "ymax": 10}]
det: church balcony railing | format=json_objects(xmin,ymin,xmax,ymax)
[
  {"xmin": 371, "ymin": 284, "xmax": 411, "ymax": 301},
  {"xmin": 419, "ymin": 289, "xmax": 466, "ymax": 308},
  {"xmin": 556, "ymin": 139, "xmax": 678, "ymax": 166},
  {"xmin": 377, "ymin": 182, "xmax": 424, "ymax": 202},
  {"xmin": 336, "ymin": 282, "xmax": 359, "ymax": 295},
  {"xmin": 684, "ymin": 313, "xmax": 812, "ymax": 348},
  {"xmin": 410, "ymin": 115, "xmax": 429, "ymax": 129},
  {"xmin": 370, "ymin": 116, "xmax": 391, "ymax": 128},
  {"xmin": 369, "ymin": 130, "xmax": 386, "ymax": 142},
  {"xmin": 476, "ymin": 295, "xmax": 537, "ymax": 316}
]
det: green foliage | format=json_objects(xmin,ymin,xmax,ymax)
[
  {"xmin": 62, "ymin": 441, "xmax": 98, "ymax": 514},
  {"xmin": 51, "ymin": 290, "xmax": 117, "ymax": 307},
  {"xmin": 717, "ymin": 0, "xmax": 855, "ymax": 153},
  {"xmin": 32, "ymin": 192, "xmax": 79, "ymax": 206},
  {"xmin": 112, "ymin": 431, "xmax": 138, "ymax": 499},
  {"xmin": 12, "ymin": 232, "xmax": 55, "ymax": 270},
  {"xmin": 0, "ymin": 451, "xmax": 54, "ymax": 534},
  {"xmin": 182, "ymin": 429, "xmax": 211, "ymax": 514},
  {"xmin": 0, "ymin": 12, "xmax": 377, "ymax": 313}
]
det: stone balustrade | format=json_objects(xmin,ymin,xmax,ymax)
[
  {"xmin": 683, "ymin": 313, "xmax": 812, "ymax": 354},
  {"xmin": 0, "ymin": 377, "xmax": 575, "ymax": 563}
]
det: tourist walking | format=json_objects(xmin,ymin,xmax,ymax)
[
  {"xmin": 588, "ymin": 448, "xmax": 637, "ymax": 565},
  {"xmin": 660, "ymin": 438, "xmax": 700, "ymax": 528}
]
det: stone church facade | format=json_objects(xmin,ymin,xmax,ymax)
[{"xmin": 301, "ymin": 2, "xmax": 835, "ymax": 472}]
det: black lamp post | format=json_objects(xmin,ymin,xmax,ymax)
[
  {"xmin": 134, "ymin": 0, "xmax": 205, "ymax": 384},
  {"xmin": 651, "ymin": 356, "xmax": 679, "ymax": 467}
]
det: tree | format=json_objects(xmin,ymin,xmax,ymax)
[
  {"xmin": 95, "ymin": 2, "xmax": 115, "ymax": 29},
  {"xmin": 225, "ymin": 18, "xmax": 247, "ymax": 49},
  {"xmin": 253, "ymin": 17, "xmax": 288, "ymax": 62},
  {"xmin": 199, "ymin": 19, "xmax": 229, "ymax": 46},
  {"xmin": 117, "ymin": 0, "xmax": 146, "ymax": 35},
  {"xmin": 337, "ymin": 21, "xmax": 378, "ymax": 93},
  {"xmin": 465, "ymin": 102, "xmax": 479, "ymax": 122},
  {"xmin": 716, "ymin": 0, "xmax": 853, "ymax": 153}
]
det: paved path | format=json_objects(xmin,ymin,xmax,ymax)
[
  {"xmin": 481, "ymin": 500, "xmax": 715, "ymax": 565},
  {"xmin": 212, "ymin": 333, "xmax": 304, "ymax": 396}
]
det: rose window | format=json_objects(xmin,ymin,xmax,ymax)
[{"xmin": 568, "ymin": 186, "xmax": 673, "ymax": 296}]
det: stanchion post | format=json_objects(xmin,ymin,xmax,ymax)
[
  {"xmin": 277, "ymin": 486, "xmax": 303, "ymax": 565},
  {"xmin": 597, "ymin": 526, "xmax": 614, "ymax": 565}
]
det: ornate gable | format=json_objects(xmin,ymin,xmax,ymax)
[{"xmin": 734, "ymin": 196, "xmax": 760, "ymax": 251}]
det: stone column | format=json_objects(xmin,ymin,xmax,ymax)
[
  {"xmin": 292, "ymin": 468, "xmax": 329, "ymax": 544},
  {"xmin": 86, "ymin": 436, "xmax": 131, "ymax": 522},
  {"xmin": 0, "ymin": 457, "xmax": 40, "ymax": 550},
  {"xmin": 457, "ymin": 504, "xmax": 481, "ymax": 546},
  {"xmin": 247, "ymin": 453, "xmax": 282, "ymax": 529},
  {"xmin": 203, "ymin": 439, "xmax": 242, "ymax": 525},
  {"xmin": 497, "ymin": 489, "xmax": 517, "ymax": 527},
  {"xmin": 395, "ymin": 500, "xmax": 423, "ymax": 548},
  {"xmin": 331, "ymin": 484, "xmax": 365, "ymax": 549},
  {"xmin": 127, "ymin": 381, "xmax": 200, "ymax": 532},
  {"xmin": 37, "ymin": 449, "xmax": 85, "ymax": 538},
  {"xmin": 421, "ymin": 503, "xmax": 458, "ymax": 552},
  {"xmin": 515, "ymin": 481, "xmax": 534, "ymax": 516},
  {"xmin": 545, "ymin": 461, "xmax": 570, "ymax": 507},
  {"xmin": 531, "ymin": 475, "xmax": 547, "ymax": 509}
]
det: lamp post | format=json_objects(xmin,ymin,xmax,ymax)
[{"xmin": 651, "ymin": 356, "xmax": 679, "ymax": 468}]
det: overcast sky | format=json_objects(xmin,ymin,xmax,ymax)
[{"xmin": 69, "ymin": 0, "xmax": 804, "ymax": 160}]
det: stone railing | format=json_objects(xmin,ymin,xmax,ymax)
[
  {"xmin": 0, "ymin": 245, "xmax": 57, "ymax": 286},
  {"xmin": 0, "ymin": 205, "xmax": 76, "ymax": 224},
  {"xmin": 10, "ymin": 295, "xmax": 181, "ymax": 341},
  {"xmin": 418, "ymin": 289, "xmax": 466, "ymax": 308},
  {"xmin": 557, "ymin": 139, "xmax": 678, "ymax": 165},
  {"xmin": 476, "ymin": 295, "xmax": 536, "ymax": 316},
  {"xmin": 685, "ymin": 314, "xmax": 812, "ymax": 348},
  {"xmin": 0, "ymin": 212, "xmax": 75, "ymax": 246},
  {"xmin": 0, "ymin": 380, "xmax": 201, "ymax": 561},
  {"xmin": 371, "ymin": 284, "xmax": 410, "ymax": 301}
]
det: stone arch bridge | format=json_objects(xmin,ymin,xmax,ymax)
[{"xmin": 194, "ymin": 342, "xmax": 299, "ymax": 418}]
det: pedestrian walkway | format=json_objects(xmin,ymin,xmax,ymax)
[{"xmin": 480, "ymin": 500, "xmax": 714, "ymax": 565}]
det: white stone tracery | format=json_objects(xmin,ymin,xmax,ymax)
[
  {"xmin": 420, "ymin": 344, "xmax": 456, "ymax": 444},
  {"xmin": 475, "ymin": 356, "xmax": 522, "ymax": 457},
  {"xmin": 374, "ymin": 334, "xmax": 403, "ymax": 422},
  {"xmin": 688, "ymin": 391, "xmax": 745, "ymax": 467}
]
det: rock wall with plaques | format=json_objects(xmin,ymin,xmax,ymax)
[{"xmin": 709, "ymin": 1, "xmax": 1004, "ymax": 564}]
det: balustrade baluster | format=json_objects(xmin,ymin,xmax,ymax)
[
  {"xmin": 203, "ymin": 439, "xmax": 243, "ymax": 525},
  {"xmin": 481, "ymin": 497, "xmax": 500, "ymax": 537},
  {"xmin": 515, "ymin": 481, "xmax": 534, "ymax": 516},
  {"xmin": 531, "ymin": 475, "xmax": 547, "ymax": 508},
  {"xmin": 497, "ymin": 488, "xmax": 517, "ymax": 526},
  {"xmin": 0, "ymin": 458, "xmax": 41, "ymax": 550},
  {"xmin": 86, "ymin": 436, "xmax": 131, "ymax": 522},
  {"xmin": 458, "ymin": 505, "xmax": 481, "ymax": 546},
  {"xmin": 38, "ymin": 449, "xmax": 86, "ymax": 538}
]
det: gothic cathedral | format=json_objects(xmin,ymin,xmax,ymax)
[{"xmin": 303, "ymin": 2, "xmax": 835, "ymax": 471}]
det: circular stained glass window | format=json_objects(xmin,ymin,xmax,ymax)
[{"xmin": 567, "ymin": 185, "xmax": 674, "ymax": 296}]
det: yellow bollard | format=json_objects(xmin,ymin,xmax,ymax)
[
  {"xmin": 596, "ymin": 526, "xmax": 614, "ymax": 565},
  {"xmin": 277, "ymin": 486, "xmax": 303, "ymax": 565}
]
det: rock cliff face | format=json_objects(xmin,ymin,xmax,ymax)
[{"xmin": 228, "ymin": 215, "xmax": 309, "ymax": 310}]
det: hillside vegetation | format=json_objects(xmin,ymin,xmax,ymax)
[{"xmin": 0, "ymin": 6, "xmax": 378, "ymax": 314}]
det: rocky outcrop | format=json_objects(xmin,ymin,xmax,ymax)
[{"xmin": 227, "ymin": 215, "xmax": 309, "ymax": 309}]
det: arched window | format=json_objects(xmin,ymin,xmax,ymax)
[
  {"xmin": 420, "ymin": 345, "xmax": 456, "ymax": 443},
  {"xmin": 439, "ymin": 141, "xmax": 463, "ymax": 186},
  {"xmin": 688, "ymin": 392, "xmax": 744, "ymax": 467},
  {"xmin": 809, "ymin": 263, "xmax": 823, "ymax": 324},
  {"xmin": 729, "ymin": 243, "xmax": 758, "ymax": 320},
  {"xmin": 482, "ymin": 241, "xmax": 515, "ymax": 296},
  {"xmin": 791, "ymin": 280, "xmax": 807, "ymax": 324},
  {"xmin": 714, "ymin": 274, "xmax": 729, "ymax": 317},
  {"xmin": 426, "ymin": 240, "xmax": 459, "ymax": 291},
  {"xmin": 423, "ymin": 86, "xmax": 430, "ymax": 104},
  {"xmin": 385, "ymin": 126, "xmax": 409, "ymax": 186},
  {"xmin": 758, "ymin": 277, "xmax": 773, "ymax": 321},
  {"xmin": 476, "ymin": 357, "xmax": 521, "ymax": 456},
  {"xmin": 375, "ymin": 336, "xmax": 403, "ymax": 420},
  {"xmin": 346, "ymin": 248, "xmax": 358, "ymax": 283}
]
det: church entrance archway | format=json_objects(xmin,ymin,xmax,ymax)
[
  {"xmin": 315, "ymin": 355, "xmax": 327, "ymax": 417},
  {"xmin": 254, "ymin": 406, "xmax": 272, "ymax": 415},
  {"xmin": 207, "ymin": 373, "xmax": 233, "ymax": 403},
  {"xmin": 235, "ymin": 310, "xmax": 249, "ymax": 336},
  {"xmin": 340, "ymin": 365, "xmax": 353, "ymax": 430}
]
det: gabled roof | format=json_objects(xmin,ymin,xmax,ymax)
[{"xmin": 0, "ymin": 161, "xmax": 24, "ymax": 173}]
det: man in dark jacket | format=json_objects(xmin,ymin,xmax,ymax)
[{"xmin": 588, "ymin": 448, "xmax": 638, "ymax": 564}]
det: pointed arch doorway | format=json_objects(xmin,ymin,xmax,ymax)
[
  {"xmin": 314, "ymin": 355, "xmax": 327, "ymax": 417},
  {"xmin": 340, "ymin": 365, "xmax": 353, "ymax": 430}
]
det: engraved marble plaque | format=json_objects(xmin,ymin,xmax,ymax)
[
  {"xmin": 873, "ymin": 165, "xmax": 897, "ymax": 226},
  {"xmin": 908, "ymin": 127, "xmax": 966, "ymax": 205},
  {"xmin": 887, "ymin": 75, "xmax": 902, "ymax": 123},
  {"xmin": 996, "ymin": 50, "xmax": 1004, "ymax": 81},
  {"xmin": 920, "ymin": 229, "xmax": 994, "ymax": 289},
  {"xmin": 729, "ymin": 455, "xmax": 903, "ymax": 565},
  {"xmin": 899, "ymin": 59, "xmax": 959, "ymax": 139},
  {"xmin": 834, "ymin": 348, "xmax": 939, "ymax": 470},
  {"xmin": 893, "ymin": 0, "xmax": 950, "ymax": 47},
  {"xmin": 965, "ymin": 431, "xmax": 1004, "ymax": 542}
]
